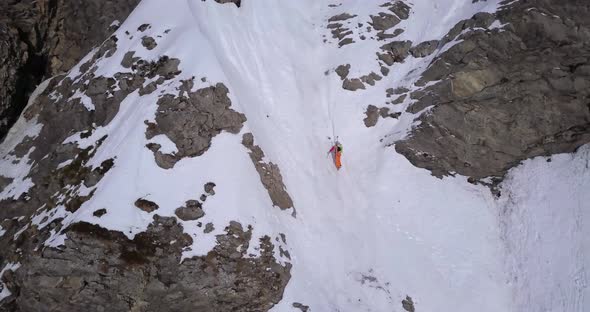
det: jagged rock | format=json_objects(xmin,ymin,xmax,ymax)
[
  {"xmin": 121, "ymin": 51, "xmax": 140, "ymax": 68},
  {"xmin": 204, "ymin": 223, "xmax": 215, "ymax": 233},
  {"xmin": 242, "ymin": 133, "xmax": 294, "ymax": 210},
  {"xmin": 339, "ymin": 38, "xmax": 354, "ymax": 47},
  {"xmin": 328, "ymin": 13, "xmax": 357, "ymax": 22},
  {"xmin": 215, "ymin": 0, "xmax": 242, "ymax": 7},
  {"xmin": 402, "ymin": 295, "xmax": 415, "ymax": 312},
  {"xmin": 147, "ymin": 81, "xmax": 246, "ymax": 168},
  {"xmin": 138, "ymin": 23, "xmax": 151, "ymax": 32},
  {"xmin": 370, "ymin": 12, "xmax": 401, "ymax": 31},
  {"xmin": 141, "ymin": 36, "xmax": 158, "ymax": 50},
  {"xmin": 343, "ymin": 78, "xmax": 366, "ymax": 91},
  {"xmin": 364, "ymin": 105, "xmax": 400, "ymax": 127},
  {"xmin": 92, "ymin": 208, "xmax": 107, "ymax": 217},
  {"xmin": 380, "ymin": 40, "xmax": 413, "ymax": 64},
  {"xmin": 0, "ymin": 0, "xmax": 139, "ymax": 140},
  {"xmin": 386, "ymin": 88, "xmax": 395, "ymax": 97},
  {"xmin": 135, "ymin": 199, "xmax": 160, "ymax": 213},
  {"xmin": 394, "ymin": 87, "xmax": 410, "ymax": 94},
  {"xmin": 440, "ymin": 12, "xmax": 496, "ymax": 46},
  {"xmin": 388, "ymin": 1, "xmax": 411, "ymax": 20},
  {"xmin": 391, "ymin": 94, "xmax": 407, "ymax": 104},
  {"xmin": 364, "ymin": 105, "xmax": 380, "ymax": 127},
  {"xmin": 7, "ymin": 217, "xmax": 290, "ymax": 311},
  {"xmin": 204, "ymin": 182, "xmax": 216, "ymax": 195},
  {"xmin": 336, "ymin": 64, "xmax": 351, "ymax": 80},
  {"xmin": 410, "ymin": 40, "xmax": 440, "ymax": 58},
  {"xmin": 175, "ymin": 200, "xmax": 205, "ymax": 221},
  {"xmin": 361, "ymin": 72, "xmax": 382, "ymax": 86},
  {"xmin": 293, "ymin": 302, "xmax": 310, "ymax": 311},
  {"xmin": 396, "ymin": 0, "xmax": 590, "ymax": 179},
  {"xmin": 381, "ymin": 66, "xmax": 390, "ymax": 76}
]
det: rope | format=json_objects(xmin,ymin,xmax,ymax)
[{"xmin": 326, "ymin": 72, "xmax": 337, "ymax": 145}]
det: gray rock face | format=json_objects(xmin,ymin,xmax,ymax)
[
  {"xmin": 8, "ymin": 217, "xmax": 290, "ymax": 311},
  {"xmin": 410, "ymin": 40, "xmax": 440, "ymax": 58},
  {"xmin": 396, "ymin": 0, "xmax": 590, "ymax": 180},
  {"xmin": 146, "ymin": 80, "xmax": 247, "ymax": 169},
  {"xmin": 402, "ymin": 295, "xmax": 415, "ymax": 312},
  {"xmin": 242, "ymin": 133, "xmax": 294, "ymax": 210},
  {"xmin": 343, "ymin": 78, "xmax": 366, "ymax": 91},
  {"xmin": 370, "ymin": 12, "xmax": 401, "ymax": 31},
  {"xmin": 175, "ymin": 200, "xmax": 205, "ymax": 221},
  {"xmin": 328, "ymin": 13, "xmax": 357, "ymax": 22},
  {"xmin": 0, "ymin": 29, "xmax": 290, "ymax": 311},
  {"xmin": 364, "ymin": 105, "xmax": 380, "ymax": 127},
  {"xmin": 378, "ymin": 40, "xmax": 413, "ymax": 65},
  {"xmin": 388, "ymin": 1, "xmax": 411, "ymax": 20},
  {"xmin": 0, "ymin": 0, "xmax": 140, "ymax": 140},
  {"xmin": 135, "ymin": 199, "xmax": 160, "ymax": 213},
  {"xmin": 141, "ymin": 36, "xmax": 158, "ymax": 50},
  {"xmin": 336, "ymin": 64, "xmax": 351, "ymax": 80}
]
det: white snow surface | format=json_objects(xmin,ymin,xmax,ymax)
[
  {"xmin": 0, "ymin": 0, "xmax": 588, "ymax": 311},
  {"xmin": 499, "ymin": 146, "xmax": 590, "ymax": 312}
]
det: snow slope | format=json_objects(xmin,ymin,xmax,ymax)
[
  {"xmin": 1, "ymin": 0, "xmax": 588, "ymax": 311},
  {"xmin": 499, "ymin": 146, "xmax": 590, "ymax": 312}
]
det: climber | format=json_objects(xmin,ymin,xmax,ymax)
[{"xmin": 328, "ymin": 141, "xmax": 343, "ymax": 170}]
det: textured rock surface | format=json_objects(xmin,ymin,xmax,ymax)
[
  {"xmin": 5, "ymin": 217, "xmax": 290, "ymax": 312},
  {"xmin": 0, "ymin": 0, "xmax": 140, "ymax": 140},
  {"xmin": 242, "ymin": 133, "xmax": 294, "ymax": 210},
  {"xmin": 0, "ymin": 31, "xmax": 290, "ymax": 311},
  {"xmin": 396, "ymin": 0, "xmax": 590, "ymax": 179},
  {"xmin": 146, "ymin": 79, "xmax": 247, "ymax": 169}
]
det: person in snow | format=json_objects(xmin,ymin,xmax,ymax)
[{"xmin": 328, "ymin": 141, "xmax": 343, "ymax": 170}]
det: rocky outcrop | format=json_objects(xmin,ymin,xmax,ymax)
[
  {"xmin": 0, "ymin": 0, "xmax": 140, "ymax": 140},
  {"xmin": 4, "ymin": 217, "xmax": 290, "ymax": 311},
  {"xmin": 242, "ymin": 133, "xmax": 294, "ymax": 211},
  {"xmin": 145, "ymin": 79, "xmax": 247, "ymax": 169},
  {"xmin": 0, "ymin": 25, "xmax": 290, "ymax": 311},
  {"xmin": 214, "ymin": 0, "xmax": 242, "ymax": 7},
  {"xmin": 396, "ymin": 0, "xmax": 590, "ymax": 180}
]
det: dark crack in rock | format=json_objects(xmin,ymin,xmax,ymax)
[
  {"xmin": 396, "ymin": 0, "xmax": 590, "ymax": 180},
  {"xmin": 242, "ymin": 133, "xmax": 294, "ymax": 210},
  {"xmin": 147, "ymin": 80, "xmax": 246, "ymax": 169}
]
